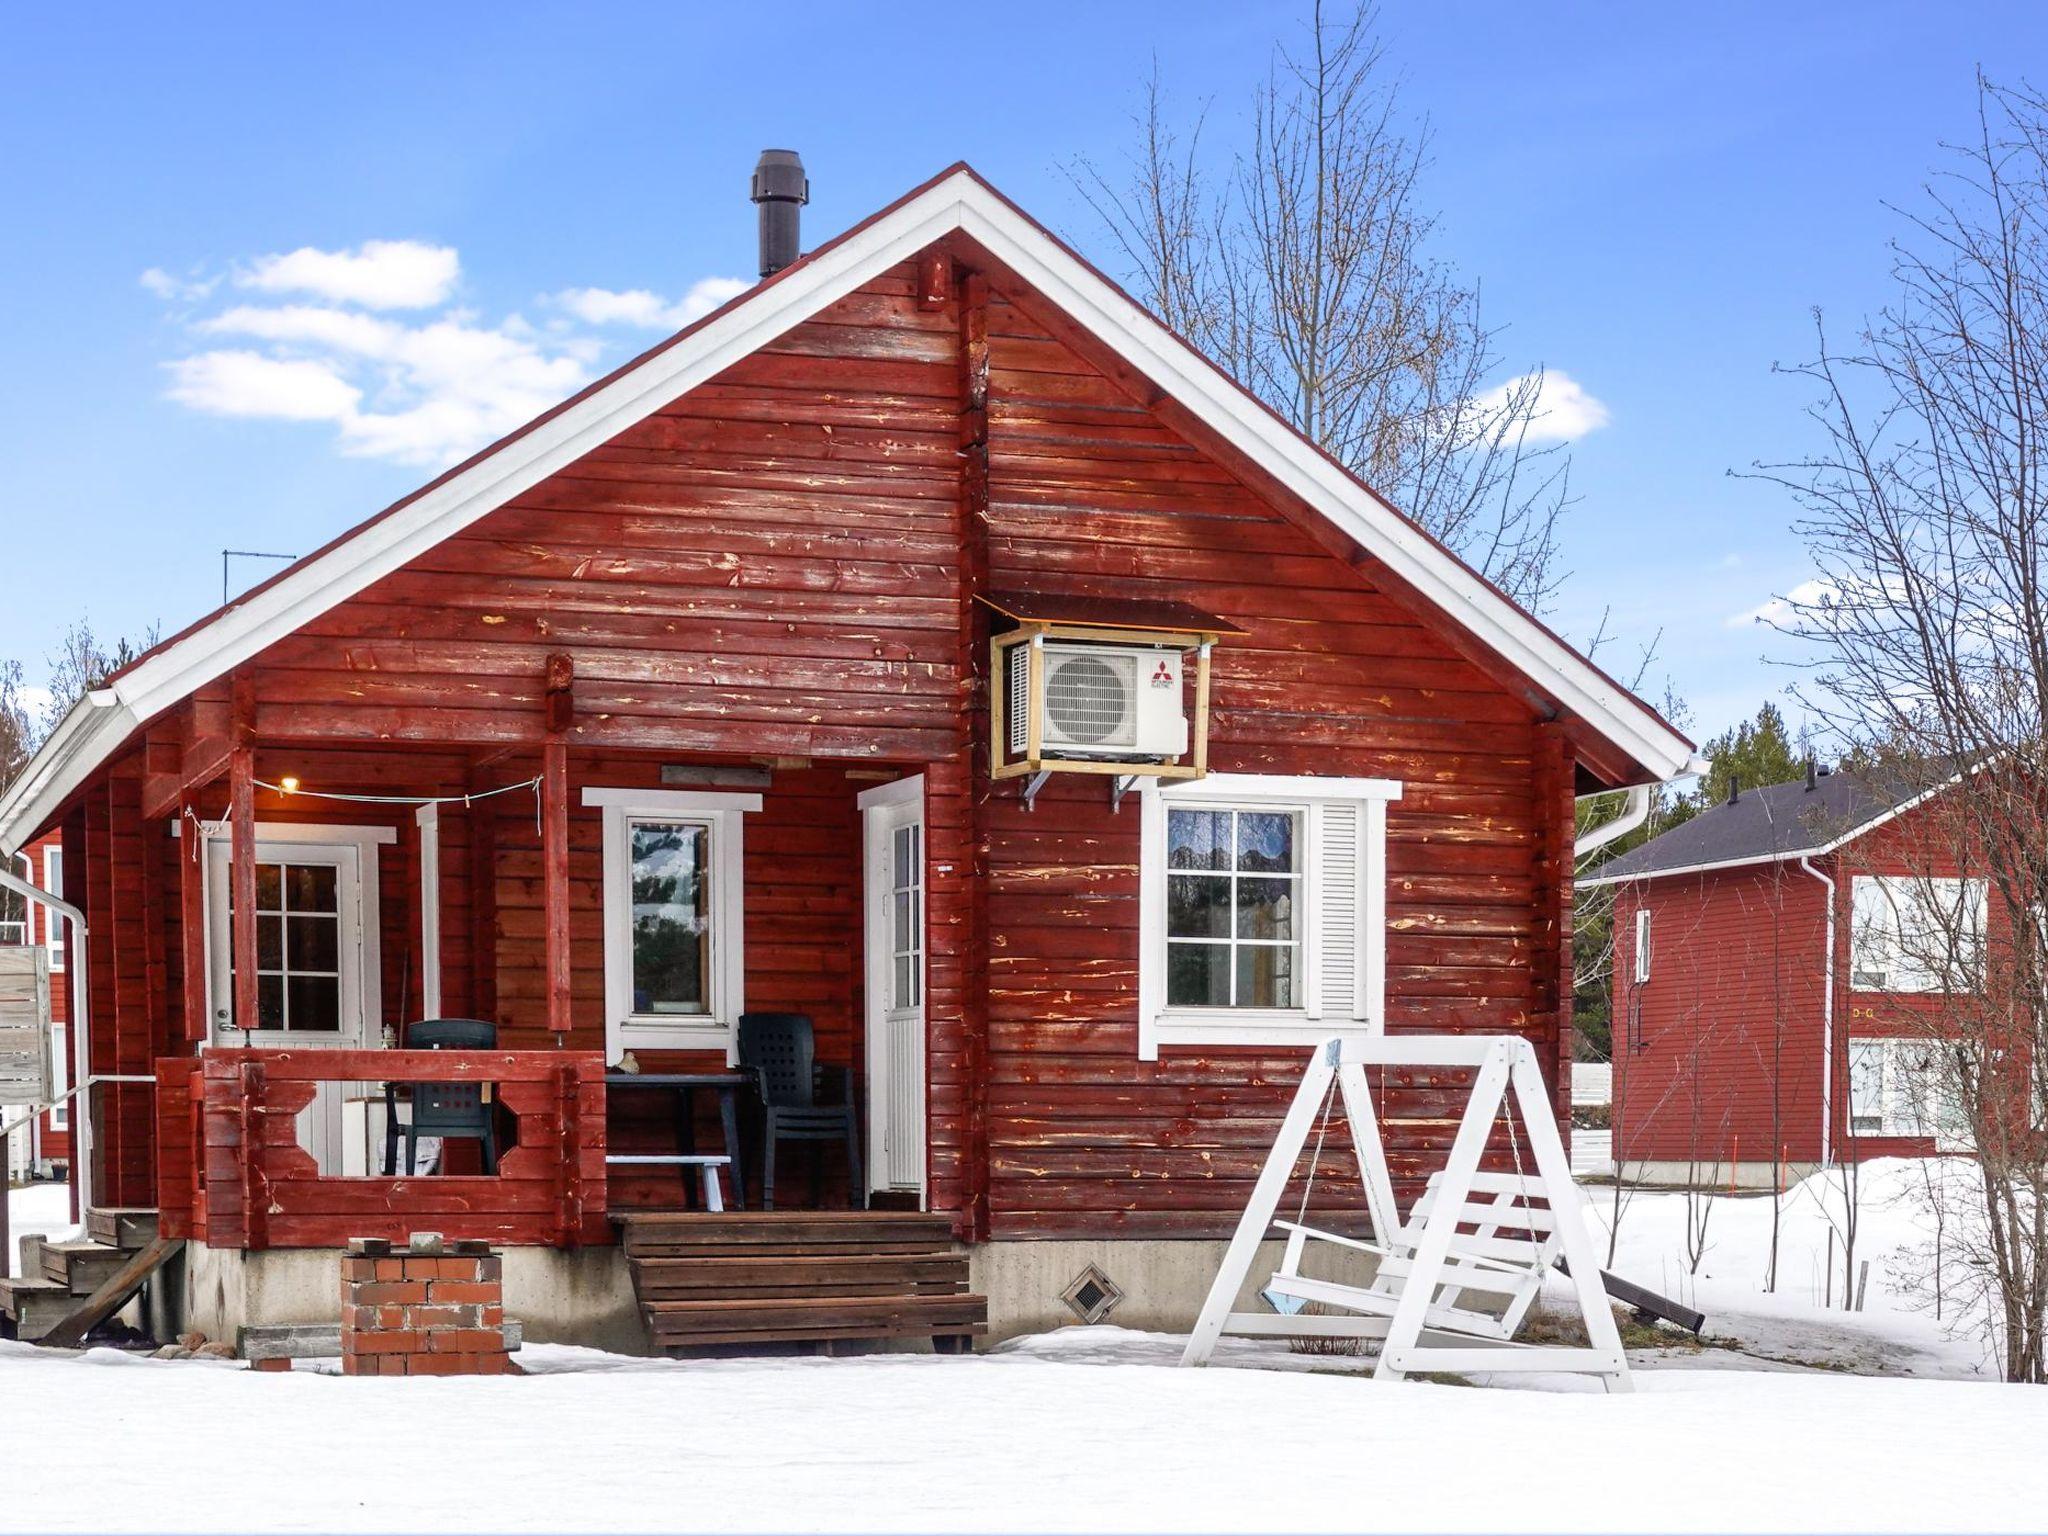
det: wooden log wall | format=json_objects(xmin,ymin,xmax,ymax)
[{"xmin": 72, "ymin": 246, "xmax": 1577, "ymax": 1241}]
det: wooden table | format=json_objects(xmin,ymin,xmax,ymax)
[{"xmin": 605, "ymin": 1072, "xmax": 751, "ymax": 1209}]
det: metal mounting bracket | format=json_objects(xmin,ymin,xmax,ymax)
[
  {"xmin": 1110, "ymin": 774, "xmax": 1141, "ymax": 813},
  {"xmin": 1020, "ymin": 770, "xmax": 1052, "ymax": 812}
]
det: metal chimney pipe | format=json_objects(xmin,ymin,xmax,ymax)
[{"xmin": 751, "ymin": 149, "xmax": 809, "ymax": 278}]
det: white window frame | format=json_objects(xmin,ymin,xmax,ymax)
[
  {"xmin": 48, "ymin": 1021, "xmax": 67, "ymax": 1131},
  {"xmin": 1139, "ymin": 772, "xmax": 1402, "ymax": 1059},
  {"xmin": 0, "ymin": 851, "xmax": 27, "ymax": 945},
  {"xmin": 585, "ymin": 787, "xmax": 760, "ymax": 1064},
  {"xmin": 43, "ymin": 847, "xmax": 65, "ymax": 971},
  {"xmin": 1850, "ymin": 875, "xmax": 1987, "ymax": 994},
  {"xmin": 1633, "ymin": 908, "xmax": 1652, "ymax": 984},
  {"xmin": 195, "ymin": 821, "xmax": 392, "ymax": 1043}
]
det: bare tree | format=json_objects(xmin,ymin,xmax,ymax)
[
  {"xmin": 1756, "ymin": 75, "xmax": 2048, "ymax": 1379},
  {"xmin": 0, "ymin": 659, "xmax": 30, "ymax": 795},
  {"xmin": 40, "ymin": 617, "xmax": 158, "ymax": 736},
  {"xmin": 1068, "ymin": 4, "xmax": 1570, "ymax": 608}
]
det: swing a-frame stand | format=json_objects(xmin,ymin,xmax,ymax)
[{"xmin": 1180, "ymin": 1034, "xmax": 1632, "ymax": 1391}]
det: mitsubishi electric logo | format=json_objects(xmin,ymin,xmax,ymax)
[{"xmin": 1150, "ymin": 658, "xmax": 1177, "ymax": 688}]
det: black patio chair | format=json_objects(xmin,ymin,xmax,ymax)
[
  {"xmin": 737, "ymin": 1012, "xmax": 865, "ymax": 1210},
  {"xmin": 382, "ymin": 1018, "xmax": 499, "ymax": 1176}
]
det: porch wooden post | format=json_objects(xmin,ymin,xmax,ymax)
[
  {"xmin": 542, "ymin": 737, "xmax": 571, "ymax": 1047},
  {"xmin": 228, "ymin": 744, "xmax": 257, "ymax": 1036},
  {"xmin": 956, "ymin": 266, "xmax": 994, "ymax": 1241}
]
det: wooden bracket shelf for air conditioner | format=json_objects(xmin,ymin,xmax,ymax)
[{"xmin": 977, "ymin": 591, "xmax": 1243, "ymax": 808}]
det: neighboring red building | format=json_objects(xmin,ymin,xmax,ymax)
[
  {"xmin": 3, "ymin": 831, "xmax": 70, "ymax": 1175},
  {"xmin": 0, "ymin": 160, "xmax": 1689, "ymax": 1347},
  {"xmin": 1586, "ymin": 766, "xmax": 1978, "ymax": 1187}
]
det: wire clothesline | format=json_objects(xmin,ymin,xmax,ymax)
[{"xmin": 179, "ymin": 773, "xmax": 550, "ymax": 856}]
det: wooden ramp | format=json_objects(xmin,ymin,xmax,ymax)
[{"xmin": 617, "ymin": 1211, "xmax": 987, "ymax": 1353}]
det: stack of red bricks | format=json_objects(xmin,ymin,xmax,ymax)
[{"xmin": 341, "ymin": 1233, "xmax": 520, "ymax": 1377}]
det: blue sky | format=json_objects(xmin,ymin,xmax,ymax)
[{"xmin": 2, "ymin": 2, "xmax": 2040, "ymax": 743}]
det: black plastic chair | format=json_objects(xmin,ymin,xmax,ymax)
[
  {"xmin": 382, "ymin": 1018, "xmax": 499, "ymax": 1176},
  {"xmin": 737, "ymin": 1012, "xmax": 865, "ymax": 1210}
]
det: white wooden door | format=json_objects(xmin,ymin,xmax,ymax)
[
  {"xmin": 861, "ymin": 777, "xmax": 926, "ymax": 1200},
  {"xmin": 205, "ymin": 831, "xmax": 384, "ymax": 1174}
]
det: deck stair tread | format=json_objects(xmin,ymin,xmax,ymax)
[
  {"xmin": 85, "ymin": 1208, "xmax": 160, "ymax": 1251},
  {"xmin": 41, "ymin": 1240, "xmax": 128, "ymax": 1294},
  {"xmin": 615, "ymin": 1211, "xmax": 987, "ymax": 1353},
  {"xmin": 0, "ymin": 1275, "xmax": 78, "ymax": 1341}
]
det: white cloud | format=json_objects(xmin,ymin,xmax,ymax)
[
  {"xmin": 1475, "ymin": 368, "xmax": 1612, "ymax": 443},
  {"xmin": 164, "ymin": 350, "xmax": 362, "ymax": 422},
  {"xmin": 1726, "ymin": 578, "xmax": 1838, "ymax": 629},
  {"xmin": 551, "ymin": 276, "xmax": 749, "ymax": 330},
  {"xmin": 237, "ymin": 239, "xmax": 461, "ymax": 310},
  {"xmin": 151, "ymin": 244, "xmax": 747, "ymax": 467},
  {"xmin": 140, "ymin": 266, "xmax": 218, "ymax": 303}
]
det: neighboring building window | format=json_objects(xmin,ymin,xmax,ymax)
[
  {"xmin": 0, "ymin": 851, "xmax": 26, "ymax": 944},
  {"xmin": 586, "ymin": 788, "xmax": 759, "ymax": 1059},
  {"xmin": 48, "ymin": 1022, "xmax": 67, "ymax": 1131},
  {"xmin": 43, "ymin": 847, "xmax": 65, "ymax": 971},
  {"xmin": 1848, "ymin": 1036, "xmax": 1970, "ymax": 1143},
  {"xmin": 1139, "ymin": 773, "xmax": 1402, "ymax": 1058},
  {"xmin": 1633, "ymin": 908, "xmax": 1652, "ymax": 984},
  {"xmin": 1850, "ymin": 875, "xmax": 1985, "ymax": 993}
]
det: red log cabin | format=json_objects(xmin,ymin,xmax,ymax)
[
  {"xmin": 1586, "ymin": 764, "xmax": 1981, "ymax": 1188},
  {"xmin": 3, "ymin": 832, "xmax": 71, "ymax": 1177},
  {"xmin": 0, "ymin": 157, "xmax": 1689, "ymax": 1351}
]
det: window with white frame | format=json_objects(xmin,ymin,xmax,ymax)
[
  {"xmin": 1633, "ymin": 908, "xmax": 1652, "ymax": 984},
  {"xmin": 0, "ymin": 851, "xmax": 26, "ymax": 945},
  {"xmin": 586, "ymin": 788, "xmax": 759, "ymax": 1059},
  {"xmin": 1850, "ymin": 875, "xmax": 1985, "ymax": 993},
  {"xmin": 1848, "ymin": 1036, "xmax": 1970, "ymax": 1144},
  {"xmin": 48, "ymin": 1021, "xmax": 67, "ymax": 1131},
  {"xmin": 1139, "ymin": 773, "xmax": 1401, "ymax": 1058},
  {"xmin": 43, "ymin": 847, "xmax": 64, "ymax": 971}
]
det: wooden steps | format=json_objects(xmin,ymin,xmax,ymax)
[
  {"xmin": 617, "ymin": 1211, "xmax": 986, "ymax": 1354},
  {"xmin": 3, "ymin": 1205, "xmax": 165, "ymax": 1345}
]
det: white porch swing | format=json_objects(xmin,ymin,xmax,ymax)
[{"xmin": 1179, "ymin": 1033, "xmax": 1632, "ymax": 1390}]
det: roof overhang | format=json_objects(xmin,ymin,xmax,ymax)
[{"xmin": 0, "ymin": 164, "xmax": 1691, "ymax": 854}]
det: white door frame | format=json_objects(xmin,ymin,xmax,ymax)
[
  {"xmin": 199, "ymin": 822, "xmax": 393, "ymax": 1173},
  {"xmin": 859, "ymin": 775, "xmax": 927, "ymax": 1203}
]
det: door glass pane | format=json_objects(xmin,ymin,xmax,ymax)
[
  {"xmin": 224, "ymin": 854, "xmax": 348, "ymax": 1035},
  {"xmin": 631, "ymin": 820, "xmax": 710, "ymax": 1015}
]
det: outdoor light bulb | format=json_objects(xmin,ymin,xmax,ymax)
[{"xmin": 279, "ymin": 776, "xmax": 301, "ymax": 794}]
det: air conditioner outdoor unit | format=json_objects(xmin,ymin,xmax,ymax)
[{"xmin": 1007, "ymin": 642, "xmax": 1189, "ymax": 759}]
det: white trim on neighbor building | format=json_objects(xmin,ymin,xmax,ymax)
[
  {"xmin": 584, "ymin": 787, "xmax": 761, "ymax": 1066},
  {"xmin": 42, "ymin": 846, "xmax": 64, "ymax": 971},
  {"xmin": 1137, "ymin": 773, "xmax": 1402, "ymax": 1060},
  {"xmin": 0, "ymin": 168, "xmax": 1688, "ymax": 860}
]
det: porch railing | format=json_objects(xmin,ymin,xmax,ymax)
[{"xmin": 156, "ymin": 1048, "xmax": 609, "ymax": 1250}]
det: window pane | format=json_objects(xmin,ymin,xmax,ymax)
[
  {"xmin": 255, "ymin": 863, "xmax": 282, "ymax": 910},
  {"xmin": 256, "ymin": 914, "xmax": 283, "ymax": 971},
  {"xmin": 1167, "ymin": 874, "xmax": 1231, "ymax": 938},
  {"xmin": 1235, "ymin": 878, "xmax": 1295, "ymax": 941},
  {"xmin": 287, "ymin": 914, "xmax": 338, "ymax": 972},
  {"xmin": 1236, "ymin": 812, "xmax": 1296, "ymax": 873},
  {"xmin": 286, "ymin": 976, "xmax": 341, "ymax": 1032},
  {"xmin": 895, "ymin": 954, "xmax": 915, "ymax": 1009},
  {"xmin": 1167, "ymin": 809, "xmax": 1230, "ymax": 871},
  {"xmin": 1236, "ymin": 944, "xmax": 1296, "ymax": 1009},
  {"xmin": 256, "ymin": 974, "xmax": 284, "ymax": 1029},
  {"xmin": 1849, "ymin": 1041, "xmax": 1884, "ymax": 1126},
  {"xmin": 1168, "ymin": 943, "xmax": 1231, "ymax": 1007},
  {"xmin": 631, "ymin": 821, "xmax": 710, "ymax": 1015},
  {"xmin": 285, "ymin": 864, "xmax": 339, "ymax": 913}
]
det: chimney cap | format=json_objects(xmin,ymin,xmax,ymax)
[{"xmin": 751, "ymin": 148, "xmax": 809, "ymax": 206}]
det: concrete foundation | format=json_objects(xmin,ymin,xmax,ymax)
[
  {"xmin": 1609, "ymin": 1159, "xmax": 1822, "ymax": 1192},
  {"xmin": 178, "ymin": 1242, "xmax": 643, "ymax": 1354},
  {"xmin": 971, "ymin": 1236, "xmax": 1376, "ymax": 1340},
  {"xmin": 176, "ymin": 1233, "xmax": 1376, "ymax": 1353}
]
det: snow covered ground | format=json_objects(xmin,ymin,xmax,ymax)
[
  {"xmin": 1587, "ymin": 1158, "xmax": 1997, "ymax": 1378},
  {"xmin": 0, "ymin": 1329, "xmax": 2043, "ymax": 1534},
  {"xmin": 5, "ymin": 1181, "xmax": 76, "ymax": 1277},
  {"xmin": 4, "ymin": 1166, "xmax": 2042, "ymax": 1532}
]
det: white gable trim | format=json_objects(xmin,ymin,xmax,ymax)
[{"xmin": 0, "ymin": 168, "xmax": 1688, "ymax": 856}]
